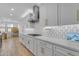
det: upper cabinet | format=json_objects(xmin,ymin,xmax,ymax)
[
  {"xmin": 46, "ymin": 4, "xmax": 58, "ymax": 26},
  {"xmin": 39, "ymin": 4, "xmax": 58, "ymax": 27},
  {"xmin": 58, "ymin": 4, "xmax": 77, "ymax": 25},
  {"xmin": 39, "ymin": 3, "xmax": 79, "ymax": 26}
]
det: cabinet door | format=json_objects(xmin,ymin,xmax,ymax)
[
  {"xmin": 40, "ymin": 4, "xmax": 58, "ymax": 26},
  {"xmin": 22, "ymin": 35, "xmax": 26, "ymax": 45},
  {"xmin": 25, "ymin": 37, "xmax": 30, "ymax": 49},
  {"xmin": 37, "ymin": 40, "xmax": 53, "ymax": 56},
  {"xmin": 24, "ymin": 36, "xmax": 34, "ymax": 53},
  {"xmin": 55, "ymin": 45, "xmax": 79, "ymax": 56},
  {"xmin": 38, "ymin": 46, "xmax": 53, "ymax": 56},
  {"xmin": 21, "ymin": 36, "xmax": 29, "ymax": 49},
  {"xmin": 40, "ymin": 4, "xmax": 47, "ymax": 27},
  {"xmin": 33, "ymin": 39, "xmax": 38, "ymax": 55},
  {"xmin": 59, "ymin": 4, "xmax": 77, "ymax": 25},
  {"xmin": 29, "ymin": 37, "xmax": 34, "ymax": 53},
  {"xmin": 55, "ymin": 51, "xmax": 65, "ymax": 56},
  {"xmin": 19, "ymin": 34, "xmax": 23, "ymax": 42},
  {"xmin": 46, "ymin": 4, "xmax": 57, "ymax": 26}
]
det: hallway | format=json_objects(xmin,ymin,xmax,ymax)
[{"xmin": 0, "ymin": 37, "xmax": 33, "ymax": 56}]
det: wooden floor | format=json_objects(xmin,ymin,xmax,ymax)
[{"xmin": 0, "ymin": 37, "xmax": 33, "ymax": 56}]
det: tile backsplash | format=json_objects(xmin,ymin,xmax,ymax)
[{"xmin": 43, "ymin": 24, "xmax": 79, "ymax": 39}]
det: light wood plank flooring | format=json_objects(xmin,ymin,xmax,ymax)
[{"xmin": 0, "ymin": 37, "xmax": 33, "ymax": 56}]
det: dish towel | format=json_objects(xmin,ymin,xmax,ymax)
[{"xmin": 66, "ymin": 32, "xmax": 79, "ymax": 41}]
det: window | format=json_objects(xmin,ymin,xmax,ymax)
[
  {"xmin": 8, "ymin": 28, "xmax": 11, "ymax": 32},
  {"xmin": 0, "ymin": 24, "xmax": 5, "ymax": 28},
  {"xmin": 7, "ymin": 24, "xmax": 13, "ymax": 27},
  {"xmin": 0, "ymin": 28, "xmax": 5, "ymax": 32}
]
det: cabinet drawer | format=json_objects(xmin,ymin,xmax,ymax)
[
  {"xmin": 37, "ymin": 40, "xmax": 53, "ymax": 56},
  {"xmin": 39, "ymin": 40, "xmax": 52, "ymax": 49},
  {"xmin": 55, "ymin": 46, "xmax": 79, "ymax": 56},
  {"xmin": 38, "ymin": 46, "xmax": 53, "ymax": 56},
  {"xmin": 55, "ymin": 50, "xmax": 66, "ymax": 56}
]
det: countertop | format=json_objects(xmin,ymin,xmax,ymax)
[
  {"xmin": 35, "ymin": 36, "xmax": 79, "ymax": 52},
  {"xmin": 20, "ymin": 33, "xmax": 79, "ymax": 53}
]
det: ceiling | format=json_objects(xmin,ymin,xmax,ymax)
[{"xmin": 0, "ymin": 3, "xmax": 36, "ymax": 22}]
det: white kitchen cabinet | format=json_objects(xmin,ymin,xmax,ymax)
[
  {"xmin": 39, "ymin": 4, "xmax": 47, "ymax": 27},
  {"xmin": 20, "ymin": 34, "xmax": 79, "ymax": 56},
  {"xmin": 39, "ymin": 4, "xmax": 57, "ymax": 27},
  {"xmin": 55, "ymin": 51, "xmax": 65, "ymax": 56},
  {"xmin": 37, "ymin": 40, "xmax": 54, "ymax": 56},
  {"xmin": 19, "ymin": 34, "xmax": 23, "ymax": 42},
  {"xmin": 39, "ymin": 3, "xmax": 79, "ymax": 26},
  {"xmin": 46, "ymin": 4, "xmax": 57, "ymax": 26},
  {"xmin": 33, "ymin": 39, "xmax": 38, "ymax": 55},
  {"xmin": 28, "ymin": 36, "xmax": 34, "ymax": 53},
  {"xmin": 20, "ymin": 35, "xmax": 34, "ymax": 53},
  {"xmin": 19, "ymin": 35, "xmax": 30, "ymax": 50},
  {"xmin": 59, "ymin": 4, "xmax": 77, "ymax": 25},
  {"xmin": 20, "ymin": 35, "xmax": 26, "ymax": 45},
  {"xmin": 24, "ymin": 36, "xmax": 30, "ymax": 49},
  {"xmin": 54, "ymin": 45, "xmax": 79, "ymax": 56},
  {"xmin": 22, "ymin": 36, "xmax": 34, "ymax": 53}
]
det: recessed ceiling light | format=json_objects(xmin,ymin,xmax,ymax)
[
  {"xmin": 11, "ymin": 8, "xmax": 14, "ymax": 11},
  {"xmin": 10, "ymin": 14, "xmax": 13, "ymax": 16}
]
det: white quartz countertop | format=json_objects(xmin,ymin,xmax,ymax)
[
  {"xmin": 20, "ymin": 33, "xmax": 79, "ymax": 52},
  {"xmin": 35, "ymin": 36, "xmax": 79, "ymax": 52}
]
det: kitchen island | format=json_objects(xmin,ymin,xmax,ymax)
[{"xmin": 20, "ymin": 33, "xmax": 79, "ymax": 56}]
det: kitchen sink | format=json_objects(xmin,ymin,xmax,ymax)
[{"xmin": 28, "ymin": 34, "xmax": 42, "ymax": 36}]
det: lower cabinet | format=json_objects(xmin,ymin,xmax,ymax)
[
  {"xmin": 20, "ymin": 35, "xmax": 34, "ymax": 53},
  {"xmin": 20, "ymin": 35, "xmax": 79, "ymax": 56},
  {"xmin": 24, "ymin": 36, "xmax": 34, "ymax": 53},
  {"xmin": 20, "ymin": 36, "xmax": 54, "ymax": 56},
  {"xmin": 33, "ymin": 39, "xmax": 38, "ymax": 55},
  {"xmin": 28, "ymin": 37, "xmax": 34, "ymax": 53},
  {"xmin": 25, "ymin": 37, "xmax": 30, "ymax": 50},
  {"xmin": 37, "ymin": 40, "xmax": 54, "ymax": 56},
  {"xmin": 54, "ymin": 45, "xmax": 79, "ymax": 56},
  {"xmin": 20, "ymin": 35, "xmax": 26, "ymax": 46}
]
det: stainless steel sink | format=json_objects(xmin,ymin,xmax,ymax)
[{"xmin": 28, "ymin": 34, "xmax": 42, "ymax": 36}]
